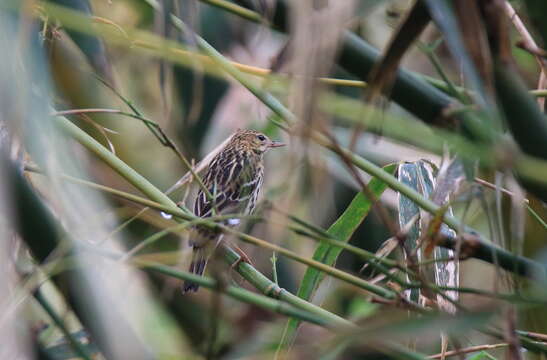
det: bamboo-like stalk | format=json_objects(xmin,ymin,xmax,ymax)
[
  {"xmin": 6, "ymin": 155, "xmax": 152, "ymax": 360},
  {"xmin": 52, "ymin": 114, "xmax": 355, "ymax": 326},
  {"xmin": 167, "ymin": 18, "xmax": 546, "ymax": 279},
  {"xmin": 36, "ymin": 0, "xmax": 546, "ymax": 310},
  {"xmin": 222, "ymin": 228, "xmax": 396, "ymax": 299},
  {"xmin": 133, "ymin": 260, "xmax": 347, "ymax": 329},
  {"xmin": 41, "ymin": 0, "xmax": 545, "ymax": 278},
  {"xmin": 34, "ymin": 288, "xmax": 94, "ymax": 360},
  {"xmin": 319, "ymin": 138, "xmax": 546, "ymax": 278},
  {"xmin": 428, "ymin": 343, "xmax": 507, "ymax": 359},
  {"xmin": 24, "ymin": 165, "xmax": 402, "ymax": 273},
  {"xmin": 32, "ymin": 165, "xmax": 547, "ymax": 304},
  {"xmin": 198, "ymin": 0, "xmax": 455, "ymax": 126}
]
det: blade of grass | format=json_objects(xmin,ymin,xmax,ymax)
[
  {"xmin": 38, "ymin": 0, "xmax": 547, "ymax": 280},
  {"xmin": 208, "ymin": 0, "xmax": 457, "ymax": 127},
  {"xmin": 34, "ymin": 287, "xmax": 94, "ymax": 360},
  {"xmin": 280, "ymin": 164, "xmax": 396, "ymax": 350},
  {"xmin": 51, "ymin": 112, "xmax": 357, "ymax": 326},
  {"xmin": 134, "ymin": 260, "xmax": 339, "ymax": 329}
]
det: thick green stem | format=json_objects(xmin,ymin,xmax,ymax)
[
  {"xmin": 204, "ymin": 0, "xmax": 456, "ymax": 126},
  {"xmin": 52, "ymin": 114, "xmax": 354, "ymax": 325},
  {"xmin": 34, "ymin": 288, "xmax": 94, "ymax": 360},
  {"xmin": 135, "ymin": 260, "xmax": 347, "ymax": 328},
  {"xmin": 319, "ymin": 138, "xmax": 546, "ymax": 278},
  {"xmin": 196, "ymin": 28, "xmax": 546, "ymax": 278}
]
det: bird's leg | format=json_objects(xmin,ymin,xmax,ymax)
[{"xmin": 231, "ymin": 245, "xmax": 253, "ymax": 269}]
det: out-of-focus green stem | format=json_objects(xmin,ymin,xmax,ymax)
[
  {"xmin": 27, "ymin": 164, "xmax": 546, "ymax": 306},
  {"xmin": 52, "ymin": 114, "xmax": 356, "ymax": 325},
  {"xmin": 151, "ymin": 12, "xmax": 546, "ymax": 278},
  {"xmin": 46, "ymin": 0, "xmax": 545, "ymax": 277},
  {"xmin": 34, "ymin": 288, "xmax": 94, "ymax": 360},
  {"xmin": 223, "ymin": 227, "xmax": 397, "ymax": 299},
  {"xmin": 24, "ymin": 165, "xmax": 405, "ymax": 277},
  {"xmin": 135, "ymin": 261, "xmax": 343, "ymax": 328},
  {"xmin": 199, "ymin": 0, "xmax": 455, "ymax": 126}
]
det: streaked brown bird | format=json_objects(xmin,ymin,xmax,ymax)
[{"xmin": 182, "ymin": 129, "xmax": 285, "ymax": 293}]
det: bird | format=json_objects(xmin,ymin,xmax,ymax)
[{"xmin": 182, "ymin": 129, "xmax": 285, "ymax": 293}]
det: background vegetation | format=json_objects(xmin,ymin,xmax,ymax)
[{"xmin": 1, "ymin": 0, "xmax": 547, "ymax": 359}]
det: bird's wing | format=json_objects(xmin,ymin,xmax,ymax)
[{"xmin": 194, "ymin": 156, "xmax": 258, "ymax": 219}]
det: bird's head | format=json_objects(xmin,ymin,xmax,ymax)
[{"xmin": 230, "ymin": 129, "xmax": 285, "ymax": 154}]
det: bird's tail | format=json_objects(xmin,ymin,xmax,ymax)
[{"xmin": 182, "ymin": 246, "xmax": 208, "ymax": 293}]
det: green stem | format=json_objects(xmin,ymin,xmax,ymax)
[
  {"xmin": 27, "ymin": 157, "xmax": 395, "ymax": 299},
  {"xmin": 136, "ymin": 260, "xmax": 344, "ymax": 328},
  {"xmin": 25, "ymin": 164, "xmax": 189, "ymax": 215},
  {"xmin": 52, "ymin": 108, "xmax": 158, "ymax": 126},
  {"xmin": 193, "ymin": 0, "xmax": 262, "ymax": 23},
  {"xmin": 139, "ymin": 3, "xmax": 546, "ymax": 280},
  {"xmin": 317, "ymin": 136, "xmax": 546, "ymax": 278},
  {"xmin": 52, "ymin": 114, "xmax": 354, "ymax": 325},
  {"xmin": 34, "ymin": 287, "xmax": 94, "ymax": 360},
  {"xmin": 157, "ymin": 10, "xmax": 544, "ymax": 279},
  {"xmin": 222, "ymin": 227, "xmax": 397, "ymax": 299},
  {"xmin": 527, "ymin": 204, "xmax": 547, "ymax": 230},
  {"xmin": 193, "ymin": 38, "xmax": 295, "ymax": 126},
  {"xmin": 220, "ymin": 244, "xmax": 353, "ymax": 328},
  {"xmin": 271, "ymin": 252, "xmax": 279, "ymax": 285}
]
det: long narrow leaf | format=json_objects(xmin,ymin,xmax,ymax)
[{"xmin": 281, "ymin": 163, "xmax": 396, "ymax": 348}]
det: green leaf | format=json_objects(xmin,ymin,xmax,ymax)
[
  {"xmin": 280, "ymin": 163, "xmax": 397, "ymax": 349},
  {"xmin": 347, "ymin": 297, "xmax": 379, "ymax": 320},
  {"xmin": 468, "ymin": 351, "xmax": 498, "ymax": 360}
]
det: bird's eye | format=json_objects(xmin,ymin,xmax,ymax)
[{"xmin": 257, "ymin": 135, "xmax": 266, "ymax": 141}]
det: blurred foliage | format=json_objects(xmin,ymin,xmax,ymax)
[{"xmin": 1, "ymin": 0, "xmax": 547, "ymax": 359}]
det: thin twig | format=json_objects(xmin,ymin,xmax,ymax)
[
  {"xmin": 517, "ymin": 330, "xmax": 547, "ymax": 342},
  {"xmin": 320, "ymin": 128, "xmax": 400, "ymax": 237},
  {"xmin": 428, "ymin": 343, "xmax": 507, "ymax": 359},
  {"xmin": 91, "ymin": 77, "xmax": 213, "ymax": 200},
  {"xmin": 504, "ymin": 2, "xmax": 547, "ymax": 111},
  {"xmin": 475, "ymin": 177, "xmax": 529, "ymax": 203}
]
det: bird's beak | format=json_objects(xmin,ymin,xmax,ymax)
[{"xmin": 268, "ymin": 140, "xmax": 286, "ymax": 148}]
